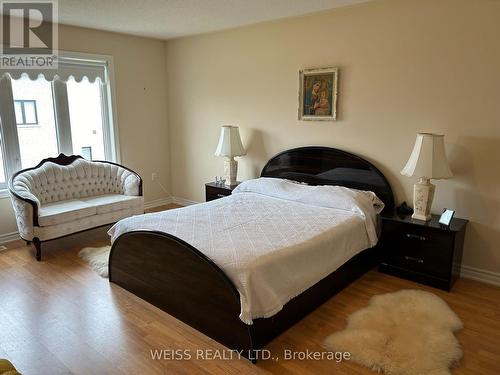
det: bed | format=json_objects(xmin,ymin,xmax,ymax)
[{"xmin": 108, "ymin": 146, "xmax": 394, "ymax": 362}]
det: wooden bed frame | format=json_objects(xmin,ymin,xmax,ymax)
[{"xmin": 109, "ymin": 146, "xmax": 394, "ymax": 362}]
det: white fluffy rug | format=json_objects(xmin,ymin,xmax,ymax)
[
  {"xmin": 324, "ymin": 289, "xmax": 463, "ymax": 375},
  {"xmin": 78, "ymin": 246, "xmax": 111, "ymax": 278}
]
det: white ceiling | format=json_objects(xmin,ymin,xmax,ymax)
[{"xmin": 57, "ymin": 0, "xmax": 372, "ymax": 40}]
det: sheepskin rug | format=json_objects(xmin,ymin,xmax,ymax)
[
  {"xmin": 324, "ymin": 289, "xmax": 463, "ymax": 375},
  {"xmin": 78, "ymin": 246, "xmax": 111, "ymax": 278}
]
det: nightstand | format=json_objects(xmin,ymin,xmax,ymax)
[
  {"xmin": 205, "ymin": 181, "xmax": 240, "ymax": 202},
  {"xmin": 378, "ymin": 213, "xmax": 468, "ymax": 291}
]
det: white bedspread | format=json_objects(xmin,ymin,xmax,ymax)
[{"xmin": 108, "ymin": 178, "xmax": 383, "ymax": 324}]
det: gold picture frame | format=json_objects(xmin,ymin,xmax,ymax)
[{"xmin": 298, "ymin": 67, "xmax": 338, "ymax": 121}]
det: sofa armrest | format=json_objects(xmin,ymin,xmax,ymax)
[
  {"xmin": 122, "ymin": 173, "xmax": 142, "ymax": 196},
  {"xmin": 8, "ymin": 174, "xmax": 41, "ymax": 236},
  {"xmin": 9, "ymin": 192, "xmax": 39, "ymax": 240}
]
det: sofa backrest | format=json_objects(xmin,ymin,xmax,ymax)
[{"xmin": 11, "ymin": 158, "xmax": 141, "ymax": 205}]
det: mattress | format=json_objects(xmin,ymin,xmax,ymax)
[{"xmin": 108, "ymin": 178, "xmax": 383, "ymax": 324}]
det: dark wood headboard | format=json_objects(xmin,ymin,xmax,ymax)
[{"xmin": 260, "ymin": 146, "xmax": 394, "ymax": 214}]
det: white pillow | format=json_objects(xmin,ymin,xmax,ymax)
[{"xmin": 233, "ymin": 177, "xmax": 384, "ymax": 213}]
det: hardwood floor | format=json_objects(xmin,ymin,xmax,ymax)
[{"xmin": 0, "ymin": 204, "xmax": 499, "ymax": 374}]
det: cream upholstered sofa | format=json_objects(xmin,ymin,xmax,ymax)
[{"xmin": 9, "ymin": 154, "xmax": 144, "ymax": 261}]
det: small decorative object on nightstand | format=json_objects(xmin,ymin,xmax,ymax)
[
  {"xmin": 439, "ymin": 209, "xmax": 455, "ymax": 226},
  {"xmin": 378, "ymin": 213, "xmax": 468, "ymax": 291},
  {"xmin": 214, "ymin": 125, "xmax": 246, "ymax": 186},
  {"xmin": 205, "ymin": 181, "xmax": 240, "ymax": 202},
  {"xmin": 401, "ymin": 133, "xmax": 453, "ymax": 221}
]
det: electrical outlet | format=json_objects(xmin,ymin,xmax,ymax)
[
  {"xmin": 152, "ymin": 172, "xmax": 158, "ymax": 181},
  {"xmin": 0, "ymin": 245, "xmax": 7, "ymax": 251}
]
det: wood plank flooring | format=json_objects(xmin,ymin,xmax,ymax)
[{"xmin": 0, "ymin": 204, "xmax": 499, "ymax": 374}]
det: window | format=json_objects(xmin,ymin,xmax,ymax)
[
  {"xmin": 14, "ymin": 100, "xmax": 38, "ymax": 126},
  {"xmin": 81, "ymin": 146, "xmax": 93, "ymax": 160},
  {"xmin": 0, "ymin": 52, "xmax": 117, "ymax": 189},
  {"xmin": 67, "ymin": 77, "xmax": 105, "ymax": 160},
  {"xmin": 12, "ymin": 77, "xmax": 58, "ymax": 169}
]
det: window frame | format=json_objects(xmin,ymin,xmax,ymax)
[
  {"xmin": 14, "ymin": 99, "xmax": 39, "ymax": 126},
  {"xmin": 0, "ymin": 50, "xmax": 120, "ymax": 195},
  {"xmin": 81, "ymin": 146, "xmax": 93, "ymax": 160}
]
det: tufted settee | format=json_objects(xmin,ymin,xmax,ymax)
[{"xmin": 9, "ymin": 154, "xmax": 144, "ymax": 261}]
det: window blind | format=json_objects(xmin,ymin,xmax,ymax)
[{"xmin": 0, "ymin": 56, "xmax": 108, "ymax": 83}]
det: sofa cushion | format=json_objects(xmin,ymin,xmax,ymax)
[
  {"xmin": 38, "ymin": 200, "xmax": 97, "ymax": 227},
  {"xmin": 34, "ymin": 206, "xmax": 145, "ymax": 241},
  {"xmin": 81, "ymin": 194, "xmax": 144, "ymax": 214}
]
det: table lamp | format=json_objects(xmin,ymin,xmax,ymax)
[
  {"xmin": 214, "ymin": 125, "xmax": 246, "ymax": 186},
  {"xmin": 401, "ymin": 133, "xmax": 453, "ymax": 221}
]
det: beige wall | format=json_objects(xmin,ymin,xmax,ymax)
[
  {"xmin": 0, "ymin": 24, "xmax": 170, "ymax": 236},
  {"xmin": 166, "ymin": 0, "xmax": 500, "ymax": 273}
]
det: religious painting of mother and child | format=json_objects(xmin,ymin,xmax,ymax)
[{"xmin": 298, "ymin": 67, "xmax": 338, "ymax": 121}]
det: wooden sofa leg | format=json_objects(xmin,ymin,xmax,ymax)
[{"xmin": 33, "ymin": 238, "xmax": 42, "ymax": 261}]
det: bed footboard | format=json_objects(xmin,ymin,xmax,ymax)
[
  {"xmin": 109, "ymin": 230, "xmax": 379, "ymax": 363},
  {"xmin": 109, "ymin": 231, "xmax": 256, "ymax": 357}
]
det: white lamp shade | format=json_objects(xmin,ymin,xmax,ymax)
[
  {"xmin": 214, "ymin": 125, "xmax": 246, "ymax": 157},
  {"xmin": 401, "ymin": 133, "xmax": 453, "ymax": 179}
]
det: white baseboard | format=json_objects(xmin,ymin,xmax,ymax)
[
  {"xmin": 143, "ymin": 197, "xmax": 173, "ymax": 210},
  {"xmin": 460, "ymin": 265, "xmax": 500, "ymax": 287},
  {"xmin": 172, "ymin": 197, "xmax": 200, "ymax": 206},
  {"xmin": 144, "ymin": 196, "xmax": 199, "ymax": 209},
  {"xmin": 144, "ymin": 196, "xmax": 199, "ymax": 208},
  {"xmin": 0, "ymin": 231, "xmax": 20, "ymax": 244}
]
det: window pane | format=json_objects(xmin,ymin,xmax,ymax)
[
  {"xmin": 67, "ymin": 77, "xmax": 105, "ymax": 160},
  {"xmin": 14, "ymin": 101, "xmax": 23, "ymax": 124},
  {"xmin": 24, "ymin": 101, "xmax": 37, "ymax": 124},
  {"xmin": 81, "ymin": 146, "xmax": 92, "ymax": 160},
  {"xmin": 11, "ymin": 76, "xmax": 59, "ymax": 168}
]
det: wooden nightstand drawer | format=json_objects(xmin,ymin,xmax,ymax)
[
  {"xmin": 206, "ymin": 192, "xmax": 229, "ymax": 201},
  {"xmin": 382, "ymin": 222, "xmax": 453, "ymax": 279},
  {"xmin": 384, "ymin": 246, "xmax": 450, "ymax": 280},
  {"xmin": 379, "ymin": 213, "xmax": 468, "ymax": 291},
  {"xmin": 206, "ymin": 185, "xmax": 232, "ymax": 197},
  {"xmin": 205, "ymin": 182, "xmax": 240, "ymax": 202}
]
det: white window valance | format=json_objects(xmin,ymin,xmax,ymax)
[{"xmin": 0, "ymin": 56, "xmax": 107, "ymax": 83}]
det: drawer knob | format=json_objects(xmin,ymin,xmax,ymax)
[
  {"xmin": 404, "ymin": 255, "xmax": 424, "ymax": 264},
  {"xmin": 406, "ymin": 233, "xmax": 426, "ymax": 241}
]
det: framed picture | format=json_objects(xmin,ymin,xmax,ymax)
[
  {"xmin": 298, "ymin": 67, "xmax": 338, "ymax": 121},
  {"xmin": 439, "ymin": 209, "xmax": 455, "ymax": 226}
]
